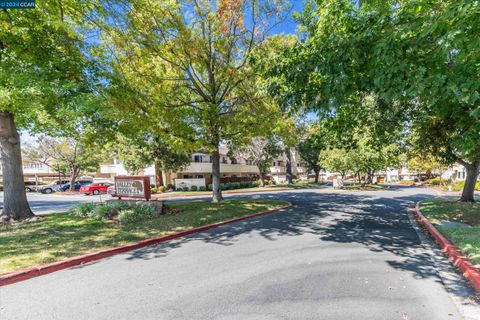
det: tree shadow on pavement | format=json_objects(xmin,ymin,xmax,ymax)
[{"xmin": 124, "ymin": 188, "xmax": 475, "ymax": 298}]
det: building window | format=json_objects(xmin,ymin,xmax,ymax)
[
  {"xmin": 195, "ymin": 175, "xmax": 203, "ymax": 179},
  {"xmin": 193, "ymin": 155, "xmax": 202, "ymax": 163},
  {"xmin": 231, "ymin": 158, "xmax": 238, "ymax": 164},
  {"xmin": 222, "ymin": 157, "xmax": 227, "ymax": 164},
  {"xmin": 23, "ymin": 163, "xmax": 42, "ymax": 169},
  {"xmin": 272, "ymin": 162, "xmax": 276, "ymax": 166}
]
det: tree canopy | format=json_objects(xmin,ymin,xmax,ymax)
[{"xmin": 269, "ymin": 0, "xmax": 480, "ymax": 201}]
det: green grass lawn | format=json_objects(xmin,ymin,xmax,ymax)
[
  {"xmin": 341, "ymin": 184, "xmax": 388, "ymax": 191},
  {"xmin": 270, "ymin": 182, "xmax": 326, "ymax": 189},
  {"xmin": 0, "ymin": 199, "xmax": 288, "ymax": 274},
  {"xmin": 155, "ymin": 183, "xmax": 326, "ymax": 197},
  {"xmin": 420, "ymin": 198, "xmax": 480, "ymax": 266}
]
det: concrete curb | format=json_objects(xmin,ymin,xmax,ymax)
[
  {"xmin": 0, "ymin": 202, "xmax": 292, "ymax": 287},
  {"xmin": 414, "ymin": 202, "xmax": 480, "ymax": 294}
]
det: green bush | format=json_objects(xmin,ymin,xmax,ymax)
[
  {"xmin": 91, "ymin": 205, "xmax": 114, "ymax": 220},
  {"xmin": 190, "ymin": 185, "xmax": 198, "ymax": 191},
  {"xmin": 445, "ymin": 181, "xmax": 480, "ymax": 192},
  {"xmin": 182, "ymin": 186, "xmax": 189, "ymax": 191},
  {"xmin": 230, "ymin": 182, "xmax": 241, "ymax": 189},
  {"xmin": 159, "ymin": 186, "xmax": 166, "ymax": 192},
  {"xmin": 117, "ymin": 205, "xmax": 156, "ymax": 224},
  {"xmin": 198, "ymin": 186, "xmax": 206, "ymax": 191},
  {"xmin": 69, "ymin": 202, "xmax": 96, "ymax": 217},
  {"xmin": 207, "ymin": 184, "xmax": 212, "ymax": 191},
  {"xmin": 239, "ymin": 181, "xmax": 249, "ymax": 188},
  {"xmin": 426, "ymin": 177, "xmax": 442, "ymax": 185},
  {"xmin": 150, "ymin": 187, "xmax": 158, "ymax": 194},
  {"xmin": 399, "ymin": 180, "xmax": 415, "ymax": 185},
  {"xmin": 166, "ymin": 183, "xmax": 174, "ymax": 190},
  {"xmin": 0, "ymin": 185, "xmax": 3, "ymax": 191}
]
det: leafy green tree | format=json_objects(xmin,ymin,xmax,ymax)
[
  {"xmin": 298, "ymin": 124, "xmax": 328, "ymax": 183},
  {"xmin": 320, "ymin": 148, "xmax": 350, "ymax": 180},
  {"xmin": 407, "ymin": 155, "xmax": 445, "ymax": 180},
  {"xmin": 24, "ymin": 137, "xmax": 102, "ymax": 190},
  {"xmin": 100, "ymin": 0, "xmax": 289, "ymax": 203},
  {"xmin": 272, "ymin": 0, "xmax": 480, "ymax": 201},
  {"xmin": 107, "ymin": 134, "xmax": 191, "ymax": 186},
  {"xmin": 0, "ymin": 1, "xmax": 100, "ymax": 220},
  {"xmin": 232, "ymin": 137, "xmax": 282, "ymax": 187}
]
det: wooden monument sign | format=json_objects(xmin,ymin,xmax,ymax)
[{"xmin": 114, "ymin": 176, "xmax": 151, "ymax": 201}]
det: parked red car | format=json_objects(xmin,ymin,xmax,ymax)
[{"xmin": 79, "ymin": 182, "xmax": 112, "ymax": 195}]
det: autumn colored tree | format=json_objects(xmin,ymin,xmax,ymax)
[{"xmin": 100, "ymin": 0, "xmax": 289, "ymax": 202}]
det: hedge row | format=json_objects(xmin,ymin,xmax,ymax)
[{"xmin": 176, "ymin": 180, "xmax": 261, "ymax": 192}]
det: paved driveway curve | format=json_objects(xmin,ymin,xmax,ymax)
[{"xmin": 1, "ymin": 187, "xmax": 477, "ymax": 319}]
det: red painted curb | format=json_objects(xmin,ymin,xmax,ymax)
[
  {"xmin": 0, "ymin": 203, "xmax": 292, "ymax": 287},
  {"xmin": 414, "ymin": 202, "xmax": 480, "ymax": 294}
]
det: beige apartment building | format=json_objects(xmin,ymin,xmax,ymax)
[{"xmin": 99, "ymin": 147, "xmax": 310, "ymax": 188}]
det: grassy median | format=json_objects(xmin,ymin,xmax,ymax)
[
  {"xmin": 341, "ymin": 184, "xmax": 388, "ymax": 191},
  {"xmin": 0, "ymin": 199, "xmax": 288, "ymax": 274},
  {"xmin": 420, "ymin": 198, "xmax": 480, "ymax": 266},
  {"xmin": 153, "ymin": 182, "xmax": 326, "ymax": 198}
]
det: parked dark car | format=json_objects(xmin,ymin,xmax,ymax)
[
  {"xmin": 59, "ymin": 180, "xmax": 93, "ymax": 192},
  {"xmin": 37, "ymin": 180, "xmax": 70, "ymax": 194}
]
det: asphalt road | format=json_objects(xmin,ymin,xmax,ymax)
[
  {"xmin": 0, "ymin": 192, "xmax": 109, "ymax": 215},
  {"xmin": 1, "ymin": 187, "xmax": 479, "ymax": 319}
]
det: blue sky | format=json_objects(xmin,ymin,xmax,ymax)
[{"xmin": 272, "ymin": 0, "xmax": 304, "ymax": 34}]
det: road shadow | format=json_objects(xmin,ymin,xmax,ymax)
[{"xmin": 123, "ymin": 187, "xmax": 476, "ymax": 299}]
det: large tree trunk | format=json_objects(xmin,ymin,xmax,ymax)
[
  {"xmin": 314, "ymin": 169, "xmax": 319, "ymax": 183},
  {"xmin": 258, "ymin": 169, "xmax": 266, "ymax": 187},
  {"xmin": 285, "ymin": 147, "xmax": 293, "ymax": 184},
  {"xmin": 0, "ymin": 111, "xmax": 34, "ymax": 221},
  {"xmin": 154, "ymin": 161, "xmax": 164, "ymax": 187},
  {"xmin": 69, "ymin": 167, "xmax": 80, "ymax": 191},
  {"xmin": 211, "ymin": 146, "xmax": 223, "ymax": 203},
  {"xmin": 460, "ymin": 161, "xmax": 479, "ymax": 203}
]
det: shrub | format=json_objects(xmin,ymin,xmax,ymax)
[
  {"xmin": 198, "ymin": 186, "xmax": 206, "ymax": 191},
  {"xmin": 91, "ymin": 205, "xmax": 114, "ymax": 220},
  {"xmin": 190, "ymin": 185, "xmax": 198, "ymax": 191},
  {"xmin": 445, "ymin": 181, "xmax": 480, "ymax": 191},
  {"xmin": 159, "ymin": 186, "xmax": 166, "ymax": 192},
  {"xmin": 69, "ymin": 202, "xmax": 96, "ymax": 217},
  {"xmin": 166, "ymin": 183, "xmax": 174, "ymax": 190},
  {"xmin": 399, "ymin": 180, "xmax": 415, "ymax": 185},
  {"xmin": 239, "ymin": 181, "xmax": 249, "ymax": 188},
  {"xmin": 230, "ymin": 182, "xmax": 241, "ymax": 189},
  {"xmin": 426, "ymin": 178, "xmax": 442, "ymax": 185},
  {"xmin": 207, "ymin": 184, "xmax": 213, "ymax": 191},
  {"xmin": 117, "ymin": 205, "xmax": 156, "ymax": 224},
  {"xmin": 150, "ymin": 187, "xmax": 158, "ymax": 194},
  {"xmin": 182, "ymin": 186, "xmax": 189, "ymax": 191}
]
